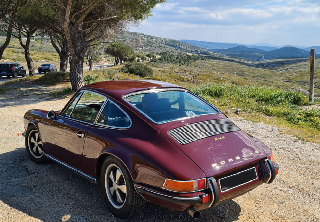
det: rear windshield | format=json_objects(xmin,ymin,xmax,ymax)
[
  {"xmin": 125, "ymin": 89, "xmax": 219, "ymax": 124},
  {"xmin": 0, "ymin": 64, "xmax": 15, "ymax": 68}
]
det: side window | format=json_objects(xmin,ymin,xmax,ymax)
[
  {"xmin": 62, "ymin": 92, "xmax": 83, "ymax": 117},
  {"xmin": 97, "ymin": 101, "xmax": 131, "ymax": 128},
  {"xmin": 69, "ymin": 91, "xmax": 106, "ymax": 123}
]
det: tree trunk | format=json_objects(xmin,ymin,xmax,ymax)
[
  {"xmin": 25, "ymin": 48, "xmax": 35, "ymax": 76},
  {"xmin": 88, "ymin": 55, "xmax": 93, "ymax": 71},
  {"xmin": 60, "ymin": 48, "xmax": 68, "ymax": 72},
  {"xmin": 49, "ymin": 34, "xmax": 69, "ymax": 72},
  {"xmin": 64, "ymin": 23, "xmax": 85, "ymax": 91},
  {"xmin": 19, "ymin": 32, "xmax": 35, "ymax": 76},
  {"xmin": 0, "ymin": 11, "xmax": 15, "ymax": 60},
  {"xmin": 69, "ymin": 56, "xmax": 84, "ymax": 91}
]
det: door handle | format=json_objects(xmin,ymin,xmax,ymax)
[{"xmin": 76, "ymin": 132, "xmax": 85, "ymax": 138}]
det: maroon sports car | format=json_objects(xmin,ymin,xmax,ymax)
[{"xmin": 24, "ymin": 80, "xmax": 278, "ymax": 218}]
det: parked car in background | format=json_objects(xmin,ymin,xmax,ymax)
[
  {"xmin": 38, "ymin": 64, "xmax": 57, "ymax": 73},
  {"xmin": 0, "ymin": 63, "xmax": 26, "ymax": 78},
  {"xmin": 23, "ymin": 80, "xmax": 279, "ymax": 219}
]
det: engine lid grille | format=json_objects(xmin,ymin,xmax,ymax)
[{"xmin": 168, "ymin": 119, "xmax": 240, "ymax": 145}]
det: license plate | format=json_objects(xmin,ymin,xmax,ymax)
[{"xmin": 219, "ymin": 167, "xmax": 257, "ymax": 192}]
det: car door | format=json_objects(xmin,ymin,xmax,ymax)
[
  {"xmin": 80, "ymin": 100, "xmax": 132, "ymax": 178},
  {"xmin": 43, "ymin": 90, "xmax": 107, "ymax": 170}
]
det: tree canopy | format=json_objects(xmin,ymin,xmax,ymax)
[
  {"xmin": 0, "ymin": 0, "xmax": 166, "ymax": 91},
  {"xmin": 105, "ymin": 42, "xmax": 134, "ymax": 65},
  {"xmin": 49, "ymin": 0, "xmax": 166, "ymax": 91}
]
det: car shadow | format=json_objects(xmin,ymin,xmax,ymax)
[{"xmin": 0, "ymin": 148, "xmax": 241, "ymax": 221}]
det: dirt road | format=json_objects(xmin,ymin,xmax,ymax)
[{"xmin": 0, "ymin": 81, "xmax": 319, "ymax": 222}]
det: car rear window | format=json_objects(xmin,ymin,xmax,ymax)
[
  {"xmin": 0, "ymin": 64, "xmax": 15, "ymax": 68},
  {"xmin": 125, "ymin": 89, "xmax": 219, "ymax": 124}
]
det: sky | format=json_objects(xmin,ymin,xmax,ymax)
[{"xmin": 129, "ymin": 0, "xmax": 320, "ymax": 47}]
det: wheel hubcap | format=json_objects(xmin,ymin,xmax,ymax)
[
  {"xmin": 105, "ymin": 164, "xmax": 127, "ymax": 209},
  {"xmin": 28, "ymin": 130, "xmax": 43, "ymax": 158}
]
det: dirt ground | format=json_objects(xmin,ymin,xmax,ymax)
[{"xmin": 0, "ymin": 81, "xmax": 319, "ymax": 222}]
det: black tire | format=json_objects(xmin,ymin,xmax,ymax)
[
  {"xmin": 25, "ymin": 125, "xmax": 47, "ymax": 163},
  {"xmin": 100, "ymin": 156, "xmax": 136, "ymax": 219},
  {"xmin": 12, "ymin": 72, "xmax": 17, "ymax": 78},
  {"xmin": 22, "ymin": 71, "xmax": 26, "ymax": 77}
]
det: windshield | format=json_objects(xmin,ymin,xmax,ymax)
[{"xmin": 125, "ymin": 89, "xmax": 219, "ymax": 124}]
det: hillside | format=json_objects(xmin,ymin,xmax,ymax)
[
  {"xmin": 115, "ymin": 31, "xmax": 213, "ymax": 55},
  {"xmin": 269, "ymin": 47, "xmax": 310, "ymax": 58}
]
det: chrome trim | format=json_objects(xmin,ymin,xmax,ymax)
[
  {"xmin": 219, "ymin": 167, "xmax": 258, "ymax": 193},
  {"xmin": 207, "ymin": 178, "xmax": 215, "ymax": 208},
  {"xmin": 123, "ymin": 88, "xmax": 220, "ymax": 125},
  {"xmin": 44, "ymin": 154, "xmax": 96, "ymax": 183},
  {"xmin": 135, "ymin": 185, "xmax": 202, "ymax": 204},
  {"xmin": 207, "ymin": 177, "xmax": 220, "ymax": 207},
  {"xmin": 264, "ymin": 159, "xmax": 272, "ymax": 183}
]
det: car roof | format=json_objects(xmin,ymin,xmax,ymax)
[{"xmin": 83, "ymin": 80, "xmax": 184, "ymax": 100}]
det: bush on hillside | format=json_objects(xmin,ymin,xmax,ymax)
[{"xmin": 121, "ymin": 62, "xmax": 153, "ymax": 77}]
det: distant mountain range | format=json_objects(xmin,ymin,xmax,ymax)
[
  {"xmin": 113, "ymin": 32, "xmax": 318, "ymax": 61},
  {"xmin": 210, "ymin": 46, "xmax": 312, "ymax": 61},
  {"xmin": 180, "ymin": 39, "xmax": 319, "ymax": 61}
]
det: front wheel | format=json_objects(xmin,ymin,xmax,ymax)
[
  {"xmin": 100, "ymin": 157, "xmax": 136, "ymax": 219},
  {"xmin": 25, "ymin": 125, "xmax": 46, "ymax": 163}
]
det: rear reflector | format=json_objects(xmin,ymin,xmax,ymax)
[{"xmin": 202, "ymin": 194, "xmax": 210, "ymax": 204}]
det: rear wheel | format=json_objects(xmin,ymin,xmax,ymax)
[
  {"xmin": 100, "ymin": 157, "xmax": 136, "ymax": 219},
  {"xmin": 25, "ymin": 125, "xmax": 47, "ymax": 163}
]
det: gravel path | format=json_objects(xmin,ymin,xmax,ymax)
[{"xmin": 0, "ymin": 82, "xmax": 319, "ymax": 222}]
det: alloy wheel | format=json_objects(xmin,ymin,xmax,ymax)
[
  {"xmin": 28, "ymin": 130, "xmax": 44, "ymax": 158},
  {"xmin": 105, "ymin": 164, "xmax": 127, "ymax": 209}
]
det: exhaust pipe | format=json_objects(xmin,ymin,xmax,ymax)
[{"xmin": 188, "ymin": 207, "xmax": 201, "ymax": 218}]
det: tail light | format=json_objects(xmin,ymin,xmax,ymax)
[
  {"xmin": 268, "ymin": 153, "xmax": 273, "ymax": 162},
  {"xmin": 163, "ymin": 178, "xmax": 206, "ymax": 192}
]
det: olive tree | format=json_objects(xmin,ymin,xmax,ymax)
[{"xmin": 48, "ymin": 0, "xmax": 166, "ymax": 91}]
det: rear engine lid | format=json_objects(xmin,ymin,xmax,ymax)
[{"xmin": 160, "ymin": 116, "xmax": 267, "ymax": 177}]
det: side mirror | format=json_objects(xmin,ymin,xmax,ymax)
[{"xmin": 47, "ymin": 110, "xmax": 57, "ymax": 120}]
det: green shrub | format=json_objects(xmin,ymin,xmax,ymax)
[
  {"xmin": 192, "ymin": 83, "xmax": 226, "ymax": 98},
  {"xmin": 35, "ymin": 72, "xmax": 69, "ymax": 85},
  {"xmin": 261, "ymin": 105, "xmax": 293, "ymax": 117},
  {"xmin": 287, "ymin": 109, "xmax": 320, "ymax": 129},
  {"xmin": 84, "ymin": 74, "xmax": 98, "ymax": 85},
  {"xmin": 122, "ymin": 62, "xmax": 153, "ymax": 77}
]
